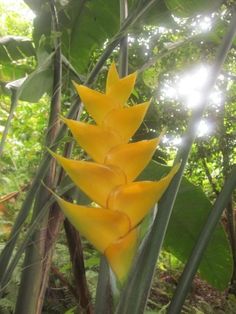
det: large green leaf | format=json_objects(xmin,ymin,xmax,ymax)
[
  {"xmin": 0, "ymin": 36, "xmax": 35, "ymax": 63},
  {"xmin": 0, "ymin": 63, "xmax": 32, "ymax": 83},
  {"xmin": 29, "ymin": 0, "xmax": 223, "ymax": 76},
  {"xmin": 19, "ymin": 53, "xmax": 53, "ymax": 102},
  {"xmin": 7, "ymin": 52, "xmax": 53, "ymax": 103},
  {"xmin": 138, "ymin": 160, "xmax": 233, "ymax": 290},
  {"xmin": 32, "ymin": 0, "xmax": 120, "ymax": 73},
  {"xmin": 23, "ymin": 0, "xmax": 42, "ymax": 12}
]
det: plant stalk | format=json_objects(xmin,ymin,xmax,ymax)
[
  {"xmin": 15, "ymin": 1, "xmax": 62, "ymax": 312},
  {"xmin": 64, "ymin": 219, "xmax": 93, "ymax": 314}
]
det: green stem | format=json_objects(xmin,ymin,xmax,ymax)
[
  {"xmin": 116, "ymin": 8, "xmax": 236, "ymax": 314},
  {"xmin": 119, "ymin": 0, "xmax": 129, "ymax": 77},
  {"xmin": 95, "ymin": 257, "xmax": 114, "ymax": 314},
  {"xmin": 64, "ymin": 219, "xmax": 93, "ymax": 314},
  {"xmin": 168, "ymin": 165, "xmax": 236, "ymax": 313},
  {"xmin": 15, "ymin": 1, "xmax": 62, "ymax": 312},
  {"xmin": 226, "ymin": 198, "xmax": 236, "ymax": 292}
]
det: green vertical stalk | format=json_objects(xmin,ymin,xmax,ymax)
[
  {"xmin": 116, "ymin": 8, "xmax": 236, "ymax": 314},
  {"xmin": 15, "ymin": 1, "xmax": 62, "ymax": 313},
  {"xmin": 95, "ymin": 257, "xmax": 114, "ymax": 314},
  {"xmin": 119, "ymin": 0, "xmax": 129, "ymax": 77},
  {"xmin": 64, "ymin": 219, "xmax": 93, "ymax": 314},
  {"xmin": 168, "ymin": 165, "xmax": 236, "ymax": 313}
]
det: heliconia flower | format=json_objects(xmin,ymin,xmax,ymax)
[{"xmin": 51, "ymin": 63, "xmax": 179, "ymax": 283}]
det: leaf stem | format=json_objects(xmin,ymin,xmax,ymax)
[{"xmin": 119, "ymin": 0, "xmax": 129, "ymax": 77}]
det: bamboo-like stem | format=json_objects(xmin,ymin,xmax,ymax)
[
  {"xmin": 226, "ymin": 198, "xmax": 236, "ymax": 293},
  {"xmin": 35, "ymin": 139, "xmax": 75, "ymax": 312},
  {"xmin": 15, "ymin": 1, "xmax": 62, "ymax": 312},
  {"xmin": 95, "ymin": 258, "xmax": 113, "ymax": 314},
  {"xmin": 116, "ymin": 8, "xmax": 236, "ymax": 314},
  {"xmin": 0, "ymin": 0, "xmax": 158, "ymax": 288},
  {"xmin": 36, "ymin": 204, "xmax": 64, "ymax": 313},
  {"xmin": 119, "ymin": 0, "xmax": 129, "ymax": 77},
  {"xmin": 35, "ymin": 105, "xmax": 82, "ymax": 313},
  {"xmin": 64, "ymin": 219, "xmax": 93, "ymax": 314},
  {"xmin": 168, "ymin": 165, "xmax": 236, "ymax": 313}
]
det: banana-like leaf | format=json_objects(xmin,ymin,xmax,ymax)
[
  {"xmin": 138, "ymin": 160, "xmax": 233, "ymax": 290},
  {"xmin": 0, "ymin": 36, "xmax": 35, "ymax": 63},
  {"xmin": 32, "ymin": 0, "xmax": 119, "ymax": 73},
  {"xmin": 9, "ymin": 52, "xmax": 54, "ymax": 102}
]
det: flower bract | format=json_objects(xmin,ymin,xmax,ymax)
[{"xmin": 51, "ymin": 63, "xmax": 179, "ymax": 283}]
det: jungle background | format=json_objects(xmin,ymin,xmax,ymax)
[{"xmin": 0, "ymin": 0, "xmax": 236, "ymax": 313}]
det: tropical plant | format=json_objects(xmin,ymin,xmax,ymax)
[{"xmin": 0, "ymin": 0, "xmax": 236, "ymax": 313}]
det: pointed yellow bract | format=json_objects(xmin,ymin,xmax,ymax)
[
  {"xmin": 56, "ymin": 196, "xmax": 130, "ymax": 253},
  {"xmin": 52, "ymin": 64, "xmax": 179, "ymax": 283},
  {"xmin": 102, "ymin": 102, "xmax": 150, "ymax": 141},
  {"xmin": 105, "ymin": 228, "xmax": 138, "ymax": 283},
  {"xmin": 107, "ymin": 73, "xmax": 137, "ymax": 105},
  {"xmin": 107, "ymin": 164, "xmax": 180, "ymax": 228},
  {"xmin": 51, "ymin": 151, "xmax": 126, "ymax": 207},
  {"xmin": 61, "ymin": 118, "xmax": 123, "ymax": 163},
  {"xmin": 104, "ymin": 138, "xmax": 160, "ymax": 182},
  {"xmin": 106, "ymin": 62, "xmax": 137, "ymax": 105},
  {"xmin": 74, "ymin": 84, "xmax": 118, "ymax": 124},
  {"xmin": 106, "ymin": 62, "xmax": 120, "ymax": 92}
]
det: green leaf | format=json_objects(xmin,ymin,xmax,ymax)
[
  {"xmin": 139, "ymin": 0, "xmax": 176, "ymax": 27},
  {"xmin": 10, "ymin": 52, "xmax": 54, "ymax": 103},
  {"xmin": 33, "ymin": 0, "xmax": 120, "ymax": 73},
  {"xmin": 164, "ymin": 0, "xmax": 222, "ymax": 17},
  {"xmin": 138, "ymin": 161, "xmax": 233, "ymax": 290},
  {"xmin": 23, "ymin": 0, "xmax": 42, "ymax": 12},
  {"xmin": 0, "ymin": 63, "xmax": 31, "ymax": 83},
  {"xmin": 0, "ymin": 36, "xmax": 35, "ymax": 63}
]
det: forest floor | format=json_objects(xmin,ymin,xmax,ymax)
[{"xmin": 148, "ymin": 270, "xmax": 236, "ymax": 313}]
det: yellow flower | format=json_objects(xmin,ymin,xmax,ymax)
[{"xmin": 51, "ymin": 63, "xmax": 179, "ymax": 283}]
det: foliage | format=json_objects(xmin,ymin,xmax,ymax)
[
  {"xmin": 140, "ymin": 161, "xmax": 232, "ymax": 290},
  {"xmin": 0, "ymin": 0, "xmax": 236, "ymax": 313}
]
